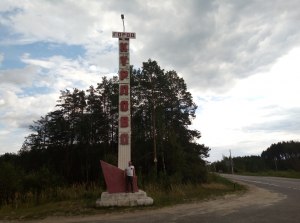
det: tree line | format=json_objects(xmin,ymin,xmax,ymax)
[
  {"xmin": 211, "ymin": 141, "xmax": 300, "ymax": 173},
  {"xmin": 0, "ymin": 59, "xmax": 210, "ymax": 206}
]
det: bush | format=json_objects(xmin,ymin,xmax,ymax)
[
  {"xmin": 0, "ymin": 162, "xmax": 21, "ymax": 206},
  {"xmin": 21, "ymin": 167, "xmax": 62, "ymax": 204}
]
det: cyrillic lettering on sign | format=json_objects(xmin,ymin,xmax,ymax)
[
  {"xmin": 120, "ymin": 133, "xmax": 129, "ymax": 145},
  {"xmin": 119, "ymin": 70, "xmax": 128, "ymax": 80},
  {"xmin": 120, "ymin": 42, "xmax": 128, "ymax": 52},
  {"xmin": 120, "ymin": 101, "xmax": 128, "ymax": 111},
  {"xmin": 112, "ymin": 32, "xmax": 136, "ymax": 39},
  {"xmin": 120, "ymin": 56, "xmax": 128, "ymax": 66},
  {"xmin": 120, "ymin": 85, "xmax": 129, "ymax": 95},
  {"xmin": 120, "ymin": 116, "xmax": 129, "ymax": 128}
]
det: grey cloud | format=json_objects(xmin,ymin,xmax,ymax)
[
  {"xmin": 1, "ymin": 0, "xmax": 102, "ymax": 45},
  {"xmin": 0, "ymin": 65, "xmax": 39, "ymax": 86},
  {"xmin": 244, "ymin": 107, "xmax": 300, "ymax": 133},
  {"xmin": 4, "ymin": 0, "xmax": 300, "ymax": 93},
  {"xmin": 1, "ymin": 0, "xmax": 300, "ymax": 98},
  {"xmin": 124, "ymin": 0, "xmax": 300, "ymax": 92},
  {"xmin": 0, "ymin": 53, "xmax": 3, "ymax": 65}
]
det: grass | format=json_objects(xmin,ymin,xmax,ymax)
[
  {"xmin": 0, "ymin": 183, "xmax": 104, "ymax": 220},
  {"xmin": 146, "ymin": 174, "xmax": 245, "ymax": 207},
  {"xmin": 0, "ymin": 174, "xmax": 245, "ymax": 220},
  {"xmin": 237, "ymin": 170, "xmax": 300, "ymax": 179}
]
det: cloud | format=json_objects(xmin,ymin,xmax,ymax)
[
  {"xmin": 126, "ymin": 0, "xmax": 300, "ymax": 93},
  {"xmin": 1, "ymin": 0, "xmax": 300, "ymax": 159},
  {"xmin": 2, "ymin": 0, "xmax": 300, "ymax": 93},
  {"xmin": 0, "ymin": 64, "xmax": 39, "ymax": 86},
  {"xmin": 193, "ymin": 47, "xmax": 300, "ymax": 161},
  {"xmin": 1, "ymin": 1, "xmax": 95, "ymax": 44},
  {"xmin": 0, "ymin": 52, "xmax": 103, "ymax": 152},
  {"xmin": 244, "ymin": 107, "xmax": 300, "ymax": 134},
  {"xmin": 0, "ymin": 53, "xmax": 3, "ymax": 66},
  {"xmin": 0, "ymin": 127, "xmax": 29, "ymax": 154}
]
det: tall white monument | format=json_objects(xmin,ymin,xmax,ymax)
[
  {"xmin": 112, "ymin": 30, "xmax": 136, "ymax": 170},
  {"xmin": 97, "ymin": 15, "xmax": 153, "ymax": 206}
]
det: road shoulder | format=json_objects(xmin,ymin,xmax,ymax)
[{"xmin": 15, "ymin": 180, "xmax": 286, "ymax": 223}]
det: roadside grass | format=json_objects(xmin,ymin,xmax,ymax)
[
  {"xmin": 146, "ymin": 174, "xmax": 245, "ymax": 207},
  {"xmin": 238, "ymin": 170, "xmax": 300, "ymax": 179},
  {"xmin": 0, "ymin": 174, "xmax": 245, "ymax": 220},
  {"xmin": 0, "ymin": 183, "xmax": 104, "ymax": 220}
]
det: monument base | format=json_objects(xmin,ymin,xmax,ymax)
[{"xmin": 96, "ymin": 190, "xmax": 153, "ymax": 207}]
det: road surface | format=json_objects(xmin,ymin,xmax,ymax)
[
  {"xmin": 21, "ymin": 174, "xmax": 300, "ymax": 223},
  {"xmin": 220, "ymin": 174, "xmax": 300, "ymax": 223}
]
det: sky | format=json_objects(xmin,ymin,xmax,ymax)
[{"xmin": 1, "ymin": 0, "xmax": 300, "ymax": 162}]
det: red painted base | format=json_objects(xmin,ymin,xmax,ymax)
[{"xmin": 100, "ymin": 160, "xmax": 138, "ymax": 193}]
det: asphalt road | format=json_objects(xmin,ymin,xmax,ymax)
[
  {"xmin": 219, "ymin": 174, "xmax": 300, "ymax": 223},
  {"xmin": 24, "ymin": 174, "xmax": 300, "ymax": 223}
]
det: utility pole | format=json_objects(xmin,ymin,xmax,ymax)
[
  {"xmin": 151, "ymin": 75, "xmax": 158, "ymax": 173},
  {"xmin": 274, "ymin": 157, "xmax": 278, "ymax": 171},
  {"xmin": 229, "ymin": 149, "xmax": 234, "ymax": 174}
]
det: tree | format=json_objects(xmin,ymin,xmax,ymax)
[
  {"xmin": 232, "ymin": 156, "xmax": 266, "ymax": 173},
  {"xmin": 12, "ymin": 59, "xmax": 209, "ymax": 188},
  {"xmin": 131, "ymin": 59, "xmax": 209, "ymax": 182},
  {"xmin": 0, "ymin": 162, "xmax": 21, "ymax": 206},
  {"xmin": 261, "ymin": 141, "xmax": 300, "ymax": 171}
]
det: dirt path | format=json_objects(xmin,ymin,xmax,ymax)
[{"xmin": 9, "ymin": 181, "xmax": 286, "ymax": 223}]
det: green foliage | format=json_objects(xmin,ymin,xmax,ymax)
[
  {"xmin": 131, "ymin": 60, "xmax": 209, "ymax": 181},
  {"xmin": 211, "ymin": 141, "xmax": 300, "ymax": 174},
  {"xmin": 261, "ymin": 140, "xmax": 300, "ymax": 171},
  {"xmin": 21, "ymin": 167, "xmax": 62, "ymax": 204},
  {"xmin": 233, "ymin": 156, "xmax": 267, "ymax": 173},
  {"xmin": 0, "ymin": 175, "xmax": 243, "ymax": 220},
  {"xmin": 240, "ymin": 170, "xmax": 300, "ymax": 179},
  {"xmin": 145, "ymin": 173, "xmax": 244, "ymax": 207},
  {"xmin": 0, "ymin": 59, "xmax": 210, "ymax": 207},
  {"xmin": 0, "ymin": 183, "xmax": 103, "ymax": 220},
  {"xmin": 0, "ymin": 162, "xmax": 21, "ymax": 206}
]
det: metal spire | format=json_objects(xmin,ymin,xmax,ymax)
[{"xmin": 121, "ymin": 14, "xmax": 125, "ymax": 32}]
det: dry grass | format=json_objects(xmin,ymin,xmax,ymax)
[
  {"xmin": 0, "ymin": 174, "xmax": 245, "ymax": 220},
  {"xmin": 201, "ymin": 183, "xmax": 229, "ymax": 190}
]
